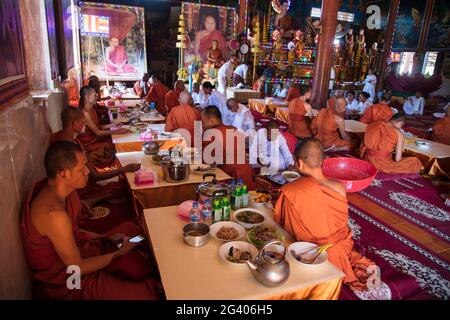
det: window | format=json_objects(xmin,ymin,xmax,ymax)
[
  {"xmin": 311, "ymin": 7, "xmax": 355, "ymax": 22},
  {"xmin": 398, "ymin": 52, "xmax": 415, "ymax": 75},
  {"xmin": 422, "ymin": 52, "xmax": 438, "ymax": 77}
]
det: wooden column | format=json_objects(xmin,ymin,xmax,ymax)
[
  {"xmin": 378, "ymin": 0, "xmax": 400, "ymax": 91},
  {"xmin": 238, "ymin": 0, "xmax": 248, "ymax": 34},
  {"xmin": 412, "ymin": 0, "xmax": 435, "ymax": 74},
  {"xmin": 311, "ymin": 0, "xmax": 339, "ymax": 109}
]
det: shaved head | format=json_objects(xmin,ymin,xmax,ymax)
[
  {"xmin": 202, "ymin": 105, "xmax": 222, "ymax": 121},
  {"xmin": 226, "ymin": 98, "xmax": 238, "ymax": 112},
  {"xmin": 335, "ymin": 97, "xmax": 347, "ymax": 114},
  {"xmin": 179, "ymin": 91, "xmax": 191, "ymax": 105},
  {"xmin": 174, "ymin": 80, "xmax": 185, "ymax": 91},
  {"xmin": 61, "ymin": 107, "xmax": 83, "ymax": 129},
  {"xmin": 294, "ymin": 138, "xmax": 324, "ymax": 169},
  {"xmin": 45, "ymin": 141, "xmax": 83, "ymax": 179}
]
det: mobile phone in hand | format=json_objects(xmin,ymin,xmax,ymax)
[{"xmin": 117, "ymin": 235, "xmax": 145, "ymax": 248}]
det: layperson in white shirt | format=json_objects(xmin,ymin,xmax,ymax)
[
  {"xmin": 217, "ymin": 54, "xmax": 239, "ymax": 95},
  {"xmin": 345, "ymin": 90, "xmax": 359, "ymax": 112},
  {"xmin": 249, "ymin": 121, "xmax": 295, "ymax": 175},
  {"xmin": 201, "ymin": 81, "xmax": 232, "ymax": 124},
  {"xmin": 191, "ymin": 82, "xmax": 206, "ymax": 106},
  {"xmin": 403, "ymin": 90, "xmax": 425, "ymax": 115},
  {"xmin": 272, "ymin": 82, "xmax": 288, "ymax": 99},
  {"xmin": 226, "ymin": 98, "xmax": 255, "ymax": 133},
  {"xmin": 232, "ymin": 62, "xmax": 249, "ymax": 86},
  {"xmin": 362, "ymin": 69, "xmax": 377, "ymax": 102}
]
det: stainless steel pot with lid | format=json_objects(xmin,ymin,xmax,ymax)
[{"xmin": 196, "ymin": 174, "xmax": 232, "ymax": 202}]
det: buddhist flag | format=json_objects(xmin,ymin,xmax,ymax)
[{"xmin": 81, "ymin": 14, "xmax": 110, "ymax": 37}]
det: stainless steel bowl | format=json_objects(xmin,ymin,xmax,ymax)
[
  {"xmin": 183, "ymin": 223, "xmax": 210, "ymax": 247},
  {"xmin": 142, "ymin": 141, "xmax": 162, "ymax": 155},
  {"xmin": 161, "ymin": 159, "xmax": 190, "ymax": 182}
]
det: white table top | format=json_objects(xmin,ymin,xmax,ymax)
[
  {"xmin": 249, "ymin": 98, "xmax": 288, "ymax": 106},
  {"xmin": 112, "ymin": 124, "xmax": 180, "ymax": 144},
  {"xmin": 144, "ymin": 205, "xmax": 344, "ymax": 300},
  {"xmin": 107, "ymin": 99, "xmax": 143, "ymax": 108},
  {"xmin": 404, "ymin": 138, "xmax": 450, "ymax": 159},
  {"xmin": 345, "ymin": 120, "xmax": 367, "ymax": 133},
  {"xmin": 116, "ymin": 151, "xmax": 232, "ymax": 190}
]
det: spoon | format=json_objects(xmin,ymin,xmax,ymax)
[{"xmin": 290, "ymin": 243, "xmax": 333, "ymax": 264}]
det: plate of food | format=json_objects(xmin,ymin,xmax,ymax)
[
  {"xmin": 415, "ymin": 140, "xmax": 431, "ymax": 147},
  {"xmin": 151, "ymin": 154, "xmax": 167, "ymax": 164},
  {"xmin": 249, "ymin": 191, "xmax": 271, "ymax": 206},
  {"xmin": 210, "ymin": 221, "xmax": 246, "ymax": 242},
  {"xmin": 268, "ymin": 173, "xmax": 287, "ymax": 185},
  {"xmin": 282, "ymin": 171, "xmax": 301, "ymax": 183},
  {"xmin": 247, "ymin": 225, "xmax": 285, "ymax": 248},
  {"xmin": 90, "ymin": 206, "xmax": 110, "ymax": 220},
  {"xmin": 287, "ymin": 242, "xmax": 328, "ymax": 267},
  {"xmin": 219, "ymin": 241, "xmax": 258, "ymax": 266},
  {"xmin": 233, "ymin": 208, "xmax": 266, "ymax": 229},
  {"xmin": 192, "ymin": 164, "xmax": 216, "ymax": 175}
]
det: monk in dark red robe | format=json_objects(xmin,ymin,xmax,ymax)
[
  {"xmin": 165, "ymin": 80, "xmax": 185, "ymax": 113},
  {"xmin": 274, "ymin": 138, "xmax": 376, "ymax": 290},
  {"xmin": 201, "ymin": 105, "xmax": 256, "ymax": 190},
  {"xmin": 145, "ymin": 74, "xmax": 170, "ymax": 115},
  {"xmin": 361, "ymin": 114, "xmax": 422, "ymax": 174},
  {"xmin": 21, "ymin": 141, "xmax": 161, "ymax": 300},
  {"xmin": 360, "ymin": 93, "xmax": 394, "ymax": 124},
  {"xmin": 285, "ymin": 85, "xmax": 300, "ymax": 102}
]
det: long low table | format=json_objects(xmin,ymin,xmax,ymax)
[
  {"xmin": 249, "ymin": 98, "xmax": 288, "ymax": 115},
  {"xmin": 143, "ymin": 205, "xmax": 344, "ymax": 300},
  {"xmin": 116, "ymin": 151, "xmax": 232, "ymax": 209},
  {"xmin": 226, "ymin": 87, "xmax": 261, "ymax": 104}
]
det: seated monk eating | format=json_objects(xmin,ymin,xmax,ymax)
[
  {"xmin": 165, "ymin": 91, "xmax": 201, "ymax": 140},
  {"xmin": 360, "ymin": 92, "xmax": 394, "ymax": 124},
  {"xmin": 21, "ymin": 141, "xmax": 161, "ymax": 299},
  {"xmin": 77, "ymin": 86, "xmax": 129, "ymax": 168},
  {"xmin": 165, "ymin": 80, "xmax": 186, "ymax": 113},
  {"xmin": 274, "ymin": 138, "xmax": 376, "ymax": 289},
  {"xmin": 201, "ymin": 105, "xmax": 256, "ymax": 190},
  {"xmin": 311, "ymin": 97, "xmax": 354, "ymax": 151},
  {"xmin": 361, "ymin": 113, "xmax": 423, "ymax": 174},
  {"xmin": 432, "ymin": 106, "xmax": 450, "ymax": 145},
  {"xmin": 288, "ymin": 85, "xmax": 314, "ymax": 139}
]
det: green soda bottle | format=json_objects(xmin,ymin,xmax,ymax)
[
  {"xmin": 231, "ymin": 186, "xmax": 242, "ymax": 210},
  {"xmin": 241, "ymin": 184, "xmax": 249, "ymax": 207},
  {"xmin": 221, "ymin": 197, "xmax": 231, "ymax": 221},
  {"xmin": 212, "ymin": 198, "xmax": 222, "ymax": 223}
]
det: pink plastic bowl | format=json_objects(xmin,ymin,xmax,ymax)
[{"xmin": 322, "ymin": 157, "xmax": 376, "ymax": 193}]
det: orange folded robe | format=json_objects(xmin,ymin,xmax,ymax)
[
  {"xmin": 285, "ymin": 87, "xmax": 300, "ymax": 102},
  {"xmin": 204, "ymin": 124, "xmax": 256, "ymax": 190},
  {"xmin": 360, "ymin": 104, "xmax": 393, "ymax": 124},
  {"xmin": 274, "ymin": 177, "xmax": 375, "ymax": 288},
  {"xmin": 288, "ymin": 98, "xmax": 312, "ymax": 139},
  {"xmin": 432, "ymin": 116, "xmax": 450, "ymax": 145},
  {"xmin": 361, "ymin": 121, "xmax": 422, "ymax": 174},
  {"xmin": 145, "ymin": 83, "xmax": 170, "ymax": 115},
  {"xmin": 165, "ymin": 89, "xmax": 183, "ymax": 113},
  {"xmin": 311, "ymin": 108, "xmax": 353, "ymax": 149},
  {"xmin": 165, "ymin": 104, "xmax": 201, "ymax": 132},
  {"xmin": 21, "ymin": 180, "xmax": 160, "ymax": 300}
]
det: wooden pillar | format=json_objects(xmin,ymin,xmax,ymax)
[
  {"xmin": 412, "ymin": 0, "xmax": 435, "ymax": 74},
  {"xmin": 378, "ymin": 0, "xmax": 400, "ymax": 91},
  {"xmin": 238, "ymin": 0, "xmax": 248, "ymax": 34},
  {"xmin": 311, "ymin": 0, "xmax": 339, "ymax": 109}
]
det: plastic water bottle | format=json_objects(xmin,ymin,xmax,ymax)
[
  {"xmin": 201, "ymin": 199, "xmax": 212, "ymax": 226},
  {"xmin": 189, "ymin": 201, "xmax": 200, "ymax": 223},
  {"xmin": 149, "ymin": 102, "xmax": 156, "ymax": 111},
  {"xmin": 212, "ymin": 199, "xmax": 222, "ymax": 223},
  {"xmin": 241, "ymin": 184, "xmax": 249, "ymax": 207},
  {"xmin": 221, "ymin": 197, "xmax": 231, "ymax": 221},
  {"xmin": 232, "ymin": 186, "xmax": 242, "ymax": 210}
]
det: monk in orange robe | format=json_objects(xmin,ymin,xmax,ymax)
[
  {"xmin": 145, "ymin": 74, "xmax": 170, "ymax": 115},
  {"xmin": 360, "ymin": 93, "xmax": 394, "ymax": 124},
  {"xmin": 165, "ymin": 80, "xmax": 185, "ymax": 113},
  {"xmin": 77, "ymin": 87, "xmax": 129, "ymax": 168},
  {"xmin": 274, "ymin": 138, "xmax": 376, "ymax": 289},
  {"xmin": 253, "ymin": 75, "xmax": 267, "ymax": 98},
  {"xmin": 201, "ymin": 105, "xmax": 256, "ymax": 190},
  {"xmin": 21, "ymin": 141, "xmax": 161, "ymax": 300},
  {"xmin": 432, "ymin": 107, "xmax": 450, "ymax": 145},
  {"xmin": 288, "ymin": 85, "xmax": 314, "ymax": 139},
  {"xmin": 361, "ymin": 114, "xmax": 422, "ymax": 174},
  {"xmin": 311, "ymin": 97, "xmax": 354, "ymax": 151},
  {"xmin": 165, "ymin": 91, "xmax": 201, "ymax": 132},
  {"xmin": 285, "ymin": 84, "xmax": 301, "ymax": 102},
  {"xmin": 133, "ymin": 73, "xmax": 150, "ymax": 98}
]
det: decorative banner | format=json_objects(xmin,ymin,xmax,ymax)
[
  {"xmin": 392, "ymin": 0, "xmax": 427, "ymax": 51},
  {"xmin": 425, "ymin": 0, "xmax": 450, "ymax": 50},
  {"xmin": 81, "ymin": 14, "xmax": 110, "ymax": 37}
]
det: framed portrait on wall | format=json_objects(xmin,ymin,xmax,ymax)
[
  {"xmin": 0, "ymin": 0, "xmax": 29, "ymax": 111},
  {"xmin": 45, "ymin": 0, "xmax": 60, "ymax": 80}
]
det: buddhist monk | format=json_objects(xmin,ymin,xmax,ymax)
[
  {"xmin": 87, "ymin": 76, "xmax": 111, "ymax": 125},
  {"xmin": 77, "ymin": 87, "xmax": 128, "ymax": 167},
  {"xmin": 285, "ymin": 83, "xmax": 300, "ymax": 102},
  {"xmin": 361, "ymin": 113, "xmax": 423, "ymax": 174},
  {"xmin": 165, "ymin": 91, "xmax": 201, "ymax": 132},
  {"xmin": 201, "ymin": 106, "xmax": 256, "ymax": 190},
  {"xmin": 360, "ymin": 92, "xmax": 394, "ymax": 124},
  {"xmin": 327, "ymin": 91, "xmax": 344, "ymax": 117},
  {"xmin": 311, "ymin": 97, "xmax": 354, "ymax": 151},
  {"xmin": 133, "ymin": 73, "xmax": 150, "ymax": 98},
  {"xmin": 51, "ymin": 107, "xmax": 140, "ymax": 207},
  {"xmin": 165, "ymin": 80, "xmax": 186, "ymax": 113},
  {"xmin": 274, "ymin": 138, "xmax": 376, "ymax": 289},
  {"xmin": 21, "ymin": 141, "xmax": 161, "ymax": 299},
  {"xmin": 145, "ymin": 74, "xmax": 170, "ymax": 115},
  {"xmin": 432, "ymin": 107, "xmax": 450, "ymax": 145},
  {"xmin": 253, "ymin": 75, "xmax": 267, "ymax": 98},
  {"xmin": 288, "ymin": 85, "xmax": 314, "ymax": 139}
]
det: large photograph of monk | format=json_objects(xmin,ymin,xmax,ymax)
[
  {"xmin": 80, "ymin": 2, "xmax": 147, "ymax": 81},
  {"xmin": 182, "ymin": 2, "xmax": 236, "ymax": 68}
]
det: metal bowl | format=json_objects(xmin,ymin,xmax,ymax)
[
  {"xmin": 161, "ymin": 159, "xmax": 190, "ymax": 182},
  {"xmin": 183, "ymin": 223, "xmax": 210, "ymax": 247},
  {"xmin": 142, "ymin": 141, "xmax": 162, "ymax": 155}
]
